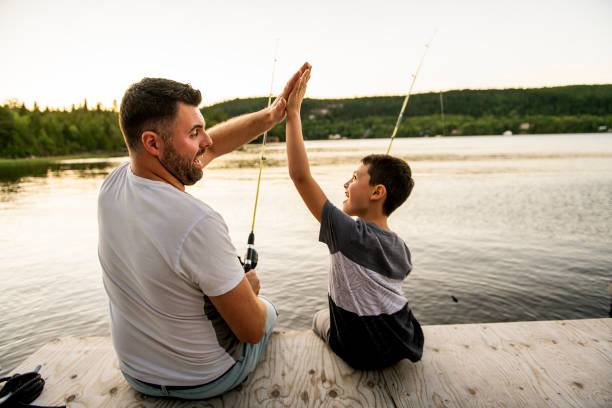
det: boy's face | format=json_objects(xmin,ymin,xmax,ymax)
[{"xmin": 342, "ymin": 163, "xmax": 375, "ymax": 216}]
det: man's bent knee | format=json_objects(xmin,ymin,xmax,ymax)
[{"xmin": 259, "ymin": 296, "xmax": 278, "ymax": 335}]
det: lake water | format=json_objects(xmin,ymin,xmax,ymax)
[{"xmin": 1, "ymin": 133, "xmax": 611, "ymax": 376}]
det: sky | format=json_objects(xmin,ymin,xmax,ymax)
[{"xmin": 1, "ymin": 0, "xmax": 611, "ymax": 109}]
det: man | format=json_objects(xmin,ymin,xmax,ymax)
[{"xmin": 98, "ymin": 63, "xmax": 308, "ymax": 399}]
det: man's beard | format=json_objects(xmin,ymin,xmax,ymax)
[{"xmin": 160, "ymin": 143, "xmax": 204, "ymax": 186}]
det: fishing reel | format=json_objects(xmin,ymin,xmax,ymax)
[{"xmin": 240, "ymin": 231, "xmax": 258, "ymax": 272}]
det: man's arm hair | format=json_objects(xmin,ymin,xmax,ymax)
[
  {"xmin": 201, "ymin": 108, "xmax": 276, "ymax": 167},
  {"xmin": 208, "ymin": 276, "xmax": 267, "ymax": 344},
  {"xmin": 201, "ymin": 62, "xmax": 310, "ymax": 167}
]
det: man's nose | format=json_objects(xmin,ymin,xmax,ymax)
[{"xmin": 201, "ymin": 130, "xmax": 213, "ymax": 147}]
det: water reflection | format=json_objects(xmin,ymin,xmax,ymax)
[
  {"xmin": 0, "ymin": 161, "xmax": 118, "ymax": 183},
  {"xmin": 0, "ymin": 161, "xmax": 120, "ymax": 204},
  {"xmin": 1, "ymin": 134, "xmax": 612, "ymax": 376},
  {"xmin": 4, "ymin": 134, "xmax": 611, "ymax": 182}
]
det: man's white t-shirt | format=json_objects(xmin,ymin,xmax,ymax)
[{"xmin": 98, "ymin": 161, "xmax": 245, "ymax": 386}]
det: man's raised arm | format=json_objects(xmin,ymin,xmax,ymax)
[{"xmin": 201, "ymin": 62, "xmax": 310, "ymax": 167}]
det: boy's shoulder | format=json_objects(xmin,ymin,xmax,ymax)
[
  {"xmin": 321, "ymin": 201, "xmax": 411, "ymax": 280},
  {"xmin": 324, "ymin": 200, "xmax": 405, "ymax": 243}
]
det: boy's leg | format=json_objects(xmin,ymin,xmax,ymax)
[
  {"xmin": 312, "ymin": 308, "xmax": 331, "ymax": 343},
  {"xmin": 123, "ymin": 296, "xmax": 278, "ymax": 400}
]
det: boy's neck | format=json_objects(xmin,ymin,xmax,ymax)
[{"xmin": 360, "ymin": 213, "xmax": 390, "ymax": 231}]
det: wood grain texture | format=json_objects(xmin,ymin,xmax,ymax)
[
  {"xmin": 11, "ymin": 319, "xmax": 612, "ymax": 407},
  {"xmin": 381, "ymin": 319, "xmax": 612, "ymax": 408}
]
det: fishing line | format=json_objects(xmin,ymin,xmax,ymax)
[
  {"xmin": 243, "ymin": 40, "xmax": 279, "ymax": 272},
  {"xmin": 387, "ymin": 30, "xmax": 437, "ymax": 154}
]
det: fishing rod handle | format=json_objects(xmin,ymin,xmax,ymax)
[{"xmin": 243, "ymin": 232, "xmax": 258, "ymax": 272}]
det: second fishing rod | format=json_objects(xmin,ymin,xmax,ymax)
[{"xmin": 387, "ymin": 30, "xmax": 436, "ymax": 154}]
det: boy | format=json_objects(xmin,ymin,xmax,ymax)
[{"xmin": 285, "ymin": 66, "xmax": 424, "ymax": 370}]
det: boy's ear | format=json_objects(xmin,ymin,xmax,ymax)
[
  {"xmin": 141, "ymin": 130, "xmax": 163, "ymax": 158},
  {"xmin": 370, "ymin": 184, "xmax": 387, "ymax": 202}
]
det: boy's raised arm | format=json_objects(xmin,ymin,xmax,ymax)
[
  {"xmin": 285, "ymin": 66, "xmax": 327, "ymax": 223},
  {"xmin": 201, "ymin": 62, "xmax": 310, "ymax": 167}
]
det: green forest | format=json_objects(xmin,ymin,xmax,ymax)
[
  {"xmin": 0, "ymin": 102, "xmax": 124, "ymax": 158},
  {"xmin": 1, "ymin": 85, "xmax": 611, "ymax": 158}
]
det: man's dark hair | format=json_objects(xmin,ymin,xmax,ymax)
[
  {"xmin": 119, "ymin": 78, "xmax": 202, "ymax": 151},
  {"xmin": 361, "ymin": 154, "xmax": 414, "ymax": 216}
]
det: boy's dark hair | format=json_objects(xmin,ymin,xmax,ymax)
[
  {"xmin": 361, "ymin": 154, "xmax": 414, "ymax": 215},
  {"xmin": 119, "ymin": 78, "xmax": 202, "ymax": 151}
]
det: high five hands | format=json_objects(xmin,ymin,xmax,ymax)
[{"xmin": 268, "ymin": 62, "xmax": 312, "ymax": 124}]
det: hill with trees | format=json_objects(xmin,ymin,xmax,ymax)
[
  {"xmin": 1, "ymin": 85, "xmax": 611, "ymax": 158},
  {"xmin": 205, "ymin": 84, "xmax": 612, "ymax": 141},
  {"xmin": 0, "ymin": 101, "xmax": 124, "ymax": 158}
]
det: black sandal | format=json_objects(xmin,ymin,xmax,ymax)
[{"xmin": 0, "ymin": 365, "xmax": 65, "ymax": 408}]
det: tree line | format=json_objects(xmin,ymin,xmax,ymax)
[
  {"xmin": 0, "ymin": 102, "xmax": 125, "ymax": 158},
  {"xmin": 206, "ymin": 84, "xmax": 612, "ymax": 141},
  {"xmin": 1, "ymin": 85, "xmax": 611, "ymax": 158}
]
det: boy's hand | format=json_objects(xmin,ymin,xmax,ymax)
[
  {"xmin": 287, "ymin": 67, "xmax": 311, "ymax": 116},
  {"xmin": 282, "ymin": 62, "xmax": 311, "ymax": 101},
  {"xmin": 269, "ymin": 62, "xmax": 311, "ymax": 124}
]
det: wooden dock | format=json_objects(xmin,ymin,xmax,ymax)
[{"xmin": 9, "ymin": 318, "xmax": 612, "ymax": 407}]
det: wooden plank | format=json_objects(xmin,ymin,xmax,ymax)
[
  {"xmin": 10, "ymin": 319, "xmax": 612, "ymax": 407},
  {"xmin": 220, "ymin": 330, "xmax": 394, "ymax": 407},
  {"xmin": 10, "ymin": 337, "xmax": 133, "ymax": 408},
  {"xmin": 381, "ymin": 319, "xmax": 612, "ymax": 408},
  {"xmin": 12, "ymin": 333, "xmax": 393, "ymax": 408}
]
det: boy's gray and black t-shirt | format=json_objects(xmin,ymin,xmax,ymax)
[{"xmin": 319, "ymin": 200, "xmax": 424, "ymax": 369}]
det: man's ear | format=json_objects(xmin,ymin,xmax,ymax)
[
  {"xmin": 370, "ymin": 184, "xmax": 387, "ymax": 202},
  {"xmin": 141, "ymin": 130, "xmax": 163, "ymax": 157}
]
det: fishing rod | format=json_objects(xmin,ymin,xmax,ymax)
[
  {"xmin": 242, "ymin": 40, "xmax": 279, "ymax": 272},
  {"xmin": 387, "ymin": 30, "xmax": 437, "ymax": 154}
]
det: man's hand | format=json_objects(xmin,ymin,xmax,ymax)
[
  {"xmin": 245, "ymin": 270, "xmax": 261, "ymax": 295},
  {"xmin": 268, "ymin": 95, "xmax": 288, "ymax": 124},
  {"xmin": 268, "ymin": 62, "xmax": 311, "ymax": 124}
]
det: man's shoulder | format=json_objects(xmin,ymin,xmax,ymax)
[
  {"xmin": 99, "ymin": 160, "xmax": 219, "ymax": 228},
  {"xmin": 108, "ymin": 160, "xmax": 130, "ymax": 178},
  {"xmin": 100, "ymin": 160, "xmax": 129, "ymax": 188}
]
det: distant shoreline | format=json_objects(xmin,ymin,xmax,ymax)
[{"xmin": 2, "ymin": 84, "xmax": 611, "ymax": 158}]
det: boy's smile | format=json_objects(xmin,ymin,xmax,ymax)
[{"xmin": 342, "ymin": 163, "xmax": 375, "ymax": 217}]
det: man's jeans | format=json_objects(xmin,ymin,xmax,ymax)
[{"xmin": 122, "ymin": 296, "xmax": 277, "ymax": 400}]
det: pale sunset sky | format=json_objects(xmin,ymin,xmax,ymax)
[{"xmin": 0, "ymin": 0, "xmax": 610, "ymax": 110}]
